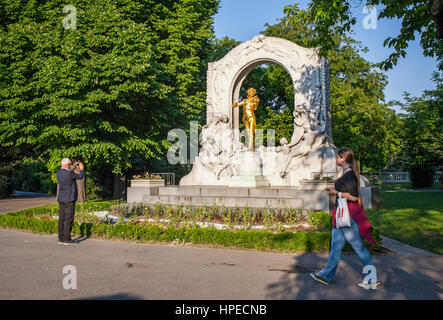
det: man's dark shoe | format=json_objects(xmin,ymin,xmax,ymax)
[
  {"xmin": 62, "ymin": 240, "xmax": 78, "ymax": 245},
  {"xmin": 309, "ymin": 273, "xmax": 331, "ymax": 286}
]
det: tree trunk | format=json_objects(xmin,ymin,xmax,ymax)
[
  {"xmin": 113, "ymin": 173, "xmax": 127, "ymax": 200},
  {"xmin": 73, "ymin": 166, "xmax": 86, "ymax": 203},
  {"xmin": 432, "ymin": 0, "xmax": 443, "ymax": 39}
]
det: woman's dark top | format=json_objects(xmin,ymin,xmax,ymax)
[{"xmin": 334, "ymin": 170, "xmax": 359, "ymax": 207}]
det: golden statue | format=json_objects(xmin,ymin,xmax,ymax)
[{"xmin": 233, "ymin": 88, "xmax": 260, "ymax": 152}]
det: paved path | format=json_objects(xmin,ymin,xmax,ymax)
[
  {"xmin": 380, "ymin": 236, "xmax": 438, "ymax": 257},
  {"xmin": 1, "ymin": 191, "xmax": 441, "ymax": 299},
  {"xmin": 0, "ymin": 229, "xmax": 442, "ymax": 300},
  {"xmin": 0, "ymin": 191, "xmax": 57, "ymax": 214}
]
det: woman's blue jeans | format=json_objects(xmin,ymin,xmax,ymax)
[{"xmin": 318, "ymin": 217, "xmax": 379, "ymax": 283}]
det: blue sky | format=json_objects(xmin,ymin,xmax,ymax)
[{"xmin": 213, "ymin": 0, "xmax": 439, "ymax": 112}]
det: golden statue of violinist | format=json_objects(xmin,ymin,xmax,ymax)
[{"xmin": 232, "ymin": 88, "xmax": 260, "ymax": 152}]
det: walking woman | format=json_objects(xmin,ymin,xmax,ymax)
[{"xmin": 310, "ymin": 147, "xmax": 381, "ymax": 288}]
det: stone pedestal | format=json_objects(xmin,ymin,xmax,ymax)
[
  {"xmin": 229, "ymin": 151, "xmax": 270, "ymax": 187},
  {"xmin": 127, "ymin": 179, "xmax": 165, "ymax": 203},
  {"xmin": 130, "ymin": 179, "xmax": 165, "ymax": 187}
]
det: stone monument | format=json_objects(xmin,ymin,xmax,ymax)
[
  {"xmin": 180, "ymin": 35, "xmax": 337, "ymax": 187},
  {"xmin": 128, "ymin": 35, "xmax": 382, "ymax": 212}
]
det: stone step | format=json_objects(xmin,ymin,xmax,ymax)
[
  {"xmin": 158, "ymin": 186, "xmax": 308, "ymax": 199},
  {"xmin": 143, "ymin": 194, "xmax": 305, "ymax": 209},
  {"xmin": 128, "ymin": 186, "xmax": 337, "ymax": 212}
]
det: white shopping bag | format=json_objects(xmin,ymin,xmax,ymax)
[{"xmin": 336, "ymin": 192, "xmax": 351, "ymax": 228}]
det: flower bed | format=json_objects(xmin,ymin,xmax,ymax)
[
  {"xmin": 0, "ymin": 214, "xmax": 332, "ymax": 253},
  {"xmin": 131, "ymin": 172, "xmax": 162, "ymax": 180},
  {"xmin": 0, "ymin": 201, "xmax": 382, "ymax": 253},
  {"xmin": 107, "ymin": 203, "xmax": 331, "ymax": 233}
]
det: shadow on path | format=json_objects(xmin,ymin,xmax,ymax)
[
  {"xmin": 78, "ymin": 293, "xmax": 143, "ymax": 300},
  {"xmin": 265, "ymin": 252, "xmax": 442, "ymax": 300}
]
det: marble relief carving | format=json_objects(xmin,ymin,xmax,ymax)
[{"xmin": 180, "ymin": 36, "xmax": 337, "ymax": 186}]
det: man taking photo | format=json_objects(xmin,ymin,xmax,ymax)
[{"xmin": 56, "ymin": 158, "xmax": 85, "ymax": 245}]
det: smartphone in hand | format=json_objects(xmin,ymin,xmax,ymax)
[{"xmin": 325, "ymin": 188, "xmax": 331, "ymax": 191}]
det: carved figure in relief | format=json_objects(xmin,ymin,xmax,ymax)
[
  {"xmin": 276, "ymin": 107, "xmax": 326, "ymax": 178},
  {"xmin": 199, "ymin": 114, "xmax": 245, "ymax": 179},
  {"xmin": 242, "ymin": 35, "xmax": 265, "ymax": 55},
  {"xmin": 200, "ymin": 115, "xmax": 232, "ymax": 179}
]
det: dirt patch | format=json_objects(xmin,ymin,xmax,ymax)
[{"xmin": 422, "ymin": 230, "xmax": 443, "ymax": 240}]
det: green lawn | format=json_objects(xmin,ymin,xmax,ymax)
[
  {"xmin": 373, "ymin": 182, "xmax": 442, "ymax": 190},
  {"xmin": 366, "ymin": 192, "xmax": 443, "ymax": 255}
]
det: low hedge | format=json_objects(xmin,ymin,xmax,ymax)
[
  {"xmin": 0, "ymin": 165, "xmax": 14, "ymax": 198},
  {"xmin": 0, "ymin": 214, "xmax": 382, "ymax": 253},
  {"xmin": 6, "ymin": 200, "xmax": 123, "ymax": 218},
  {"xmin": 0, "ymin": 175, "xmax": 9, "ymax": 199},
  {"xmin": 409, "ymin": 164, "xmax": 436, "ymax": 188},
  {"xmin": 0, "ymin": 214, "xmax": 332, "ymax": 252}
]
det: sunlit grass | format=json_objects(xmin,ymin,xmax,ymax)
[
  {"xmin": 373, "ymin": 182, "xmax": 441, "ymax": 190},
  {"xmin": 366, "ymin": 192, "xmax": 443, "ymax": 255}
]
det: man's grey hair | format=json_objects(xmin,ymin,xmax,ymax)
[{"xmin": 61, "ymin": 158, "xmax": 71, "ymax": 167}]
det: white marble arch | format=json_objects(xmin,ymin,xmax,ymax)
[
  {"xmin": 180, "ymin": 35, "xmax": 337, "ymax": 187},
  {"xmin": 206, "ymin": 34, "xmax": 332, "ymax": 139}
]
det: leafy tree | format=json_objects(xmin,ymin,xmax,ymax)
[
  {"xmin": 284, "ymin": 0, "xmax": 443, "ymax": 70},
  {"xmin": 218, "ymin": 5, "xmax": 402, "ymax": 170},
  {"xmin": 0, "ymin": 0, "xmax": 219, "ymax": 195},
  {"xmin": 396, "ymin": 73, "xmax": 443, "ymax": 169}
]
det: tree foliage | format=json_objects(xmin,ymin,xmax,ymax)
[
  {"xmin": 284, "ymin": 0, "xmax": 443, "ymax": 70},
  {"xmin": 396, "ymin": 73, "xmax": 443, "ymax": 168},
  {"xmin": 213, "ymin": 5, "xmax": 402, "ymax": 170},
  {"xmin": 0, "ymin": 0, "xmax": 219, "ymax": 182}
]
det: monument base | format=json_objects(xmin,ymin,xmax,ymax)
[
  {"xmin": 229, "ymin": 175, "xmax": 270, "ymax": 188},
  {"xmin": 229, "ymin": 150, "xmax": 270, "ymax": 187},
  {"xmin": 126, "ymin": 185, "xmax": 382, "ymax": 213}
]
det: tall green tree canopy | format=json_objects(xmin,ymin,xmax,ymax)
[
  {"xmin": 285, "ymin": 0, "xmax": 443, "ymax": 70},
  {"xmin": 0, "ymin": 0, "xmax": 219, "ymax": 179},
  {"xmin": 397, "ymin": 73, "xmax": 443, "ymax": 168},
  {"xmin": 211, "ymin": 5, "xmax": 402, "ymax": 170}
]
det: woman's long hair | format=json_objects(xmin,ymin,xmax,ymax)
[{"xmin": 337, "ymin": 147, "xmax": 362, "ymax": 204}]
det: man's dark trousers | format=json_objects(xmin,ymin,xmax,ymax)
[{"xmin": 58, "ymin": 201, "xmax": 76, "ymax": 242}]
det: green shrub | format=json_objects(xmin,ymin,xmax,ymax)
[
  {"xmin": 0, "ymin": 214, "xmax": 58, "ymax": 233},
  {"xmin": 84, "ymin": 164, "xmax": 115, "ymax": 201},
  {"xmin": 86, "ymin": 182, "xmax": 103, "ymax": 201},
  {"xmin": 34, "ymin": 172, "xmax": 57, "ymax": 194},
  {"xmin": 0, "ymin": 165, "xmax": 14, "ymax": 196},
  {"xmin": 76, "ymin": 200, "xmax": 123, "ymax": 213},
  {"xmin": 409, "ymin": 164, "xmax": 436, "ymax": 188},
  {"xmin": 7, "ymin": 204, "xmax": 60, "ymax": 217},
  {"xmin": 12, "ymin": 159, "xmax": 56, "ymax": 194},
  {"xmin": 308, "ymin": 211, "xmax": 332, "ymax": 231}
]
